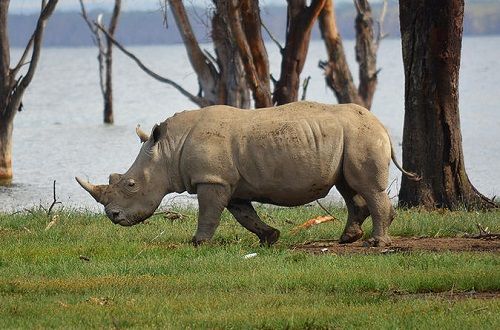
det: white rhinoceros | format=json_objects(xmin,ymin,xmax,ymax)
[{"xmin": 77, "ymin": 101, "xmax": 419, "ymax": 247}]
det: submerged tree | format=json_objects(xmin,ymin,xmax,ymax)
[
  {"xmin": 79, "ymin": 0, "xmax": 121, "ymax": 124},
  {"xmin": 318, "ymin": 0, "xmax": 386, "ymax": 109},
  {"xmin": 0, "ymin": 0, "xmax": 59, "ymax": 184},
  {"xmin": 398, "ymin": 0, "xmax": 495, "ymax": 209}
]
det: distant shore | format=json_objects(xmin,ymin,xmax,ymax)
[{"xmin": 9, "ymin": 2, "xmax": 500, "ymax": 48}]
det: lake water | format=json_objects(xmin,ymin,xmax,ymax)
[{"xmin": 1, "ymin": 37, "xmax": 499, "ymax": 211}]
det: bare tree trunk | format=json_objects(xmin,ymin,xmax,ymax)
[
  {"xmin": 80, "ymin": 0, "xmax": 121, "ymax": 124},
  {"xmin": 0, "ymin": 115, "xmax": 13, "ymax": 184},
  {"xmin": 103, "ymin": 0, "xmax": 121, "ymax": 124},
  {"xmin": 273, "ymin": 0, "xmax": 325, "ymax": 105},
  {"xmin": 398, "ymin": 0, "xmax": 495, "ymax": 209},
  {"xmin": 318, "ymin": 0, "xmax": 385, "ymax": 110},
  {"xmin": 0, "ymin": 0, "xmax": 58, "ymax": 183}
]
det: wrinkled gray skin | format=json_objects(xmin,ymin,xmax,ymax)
[{"xmin": 77, "ymin": 101, "xmax": 419, "ymax": 247}]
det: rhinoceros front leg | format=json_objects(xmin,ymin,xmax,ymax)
[
  {"xmin": 227, "ymin": 200, "xmax": 280, "ymax": 246},
  {"xmin": 192, "ymin": 183, "xmax": 231, "ymax": 245}
]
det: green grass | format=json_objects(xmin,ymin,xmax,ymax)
[{"xmin": 0, "ymin": 206, "xmax": 499, "ymax": 329}]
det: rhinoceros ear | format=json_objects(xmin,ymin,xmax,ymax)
[
  {"xmin": 109, "ymin": 173, "xmax": 122, "ymax": 185},
  {"xmin": 135, "ymin": 124, "xmax": 149, "ymax": 143},
  {"xmin": 151, "ymin": 124, "xmax": 161, "ymax": 144}
]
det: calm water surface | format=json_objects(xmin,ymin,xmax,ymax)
[{"xmin": 1, "ymin": 37, "xmax": 499, "ymax": 211}]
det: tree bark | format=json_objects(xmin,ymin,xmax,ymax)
[
  {"xmin": 354, "ymin": 0, "xmax": 378, "ymax": 109},
  {"xmin": 398, "ymin": 0, "xmax": 495, "ymax": 209},
  {"xmin": 273, "ymin": 0, "xmax": 325, "ymax": 105},
  {"xmin": 212, "ymin": 2, "xmax": 250, "ymax": 108},
  {"xmin": 318, "ymin": 0, "xmax": 362, "ymax": 105},
  {"xmin": 226, "ymin": 0, "xmax": 272, "ymax": 108},
  {"xmin": 0, "ymin": 0, "xmax": 58, "ymax": 183}
]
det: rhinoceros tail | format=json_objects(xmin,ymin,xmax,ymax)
[{"xmin": 389, "ymin": 138, "xmax": 422, "ymax": 182}]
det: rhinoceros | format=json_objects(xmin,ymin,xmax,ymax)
[{"xmin": 76, "ymin": 101, "xmax": 419, "ymax": 247}]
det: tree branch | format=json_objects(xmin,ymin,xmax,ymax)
[
  {"xmin": 301, "ymin": 76, "xmax": 311, "ymax": 101},
  {"xmin": 168, "ymin": 0, "xmax": 218, "ymax": 101},
  {"xmin": 273, "ymin": 0, "xmax": 326, "ymax": 105},
  {"xmin": 376, "ymin": 0, "xmax": 388, "ymax": 46},
  {"xmin": 79, "ymin": 0, "xmax": 98, "ymax": 37},
  {"xmin": 96, "ymin": 24, "xmax": 209, "ymax": 107},
  {"xmin": 11, "ymin": 33, "xmax": 35, "ymax": 78},
  {"xmin": 8, "ymin": 0, "xmax": 59, "ymax": 119},
  {"xmin": 261, "ymin": 21, "xmax": 284, "ymax": 52},
  {"xmin": 79, "ymin": 1, "xmax": 107, "ymax": 98},
  {"xmin": 354, "ymin": 0, "xmax": 379, "ymax": 109}
]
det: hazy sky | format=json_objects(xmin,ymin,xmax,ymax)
[{"xmin": 10, "ymin": 0, "xmax": 360, "ymax": 14}]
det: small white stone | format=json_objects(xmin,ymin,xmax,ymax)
[{"xmin": 243, "ymin": 253, "xmax": 258, "ymax": 259}]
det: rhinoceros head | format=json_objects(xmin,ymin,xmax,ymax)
[{"xmin": 76, "ymin": 124, "xmax": 168, "ymax": 226}]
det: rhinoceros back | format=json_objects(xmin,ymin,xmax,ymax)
[{"xmin": 168, "ymin": 101, "xmax": 386, "ymax": 206}]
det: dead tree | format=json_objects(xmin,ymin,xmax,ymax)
[
  {"xmin": 398, "ymin": 0, "xmax": 496, "ymax": 209},
  {"xmin": 0, "ymin": 0, "xmax": 59, "ymax": 183},
  {"xmin": 79, "ymin": 0, "xmax": 121, "ymax": 124},
  {"xmin": 318, "ymin": 0, "xmax": 386, "ymax": 109},
  {"xmin": 273, "ymin": 0, "xmax": 326, "ymax": 105}
]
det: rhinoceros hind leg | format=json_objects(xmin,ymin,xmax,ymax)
[
  {"xmin": 361, "ymin": 190, "xmax": 393, "ymax": 247},
  {"xmin": 192, "ymin": 183, "xmax": 231, "ymax": 245},
  {"xmin": 227, "ymin": 199, "xmax": 280, "ymax": 246},
  {"xmin": 337, "ymin": 180, "xmax": 370, "ymax": 244}
]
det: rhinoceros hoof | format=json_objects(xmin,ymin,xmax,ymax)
[
  {"xmin": 339, "ymin": 230, "xmax": 364, "ymax": 244},
  {"xmin": 191, "ymin": 237, "xmax": 209, "ymax": 247},
  {"xmin": 259, "ymin": 229, "xmax": 280, "ymax": 246},
  {"xmin": 362, "ymin": 236, "xmax": 392, "ymax": 247}
]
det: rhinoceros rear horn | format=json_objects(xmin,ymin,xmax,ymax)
[
  {"xmin": 75, "ymin": 177, "xmax": 108, "ymax": 204},
  {"xmin": 136, "ymin": 124, "xmax": 149, "ymax": 143}
]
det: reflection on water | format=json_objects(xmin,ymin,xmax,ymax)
[{"xmin": 1, "ymin": 37, "xmax": 499, "ymax": 211}]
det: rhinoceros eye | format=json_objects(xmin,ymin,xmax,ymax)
[{"xmin": 127, "ymin": 179, "xmax": 136, "ymax": 187}]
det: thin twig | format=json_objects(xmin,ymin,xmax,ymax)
[
  {"xmin": 301, "ymin": 76, "xmax": 311, "ymax": 101},
  {"xmin": 387, "ymin": 177, "xmax": 398, "ymax": 199},
  {"xmin": 376, "ymin": 0, "xmax": 388, "ymax": 46},
  {"xmin": 154, "ymin": 210, "xmax": 186, "ymax": 221},
  {"xmin": 134, "ymin": 230, "xmax": 166, "ymax": 258},
  {"xmin": 261, "ymin": 21, "xmax": 284, "ymax": 52},
  {"xmin": 47, "ymin": 180, "xmax": 61, "ymax": 216},
  {"xmin": 11, "ymin": 32, "xmax": 36, "ymax": 77},
  {"xmin": 316, "ymin": 200, "xmax": 339, "ymax": 222}
]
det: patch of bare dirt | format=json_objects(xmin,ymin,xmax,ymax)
[{"xmin": 294, "ymin": 236, "xmax": 500, "ymax": 255}]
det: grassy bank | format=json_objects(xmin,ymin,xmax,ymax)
[{"xmin": 1, "ymin": 206, "xmax": 499, "ymax": 329}]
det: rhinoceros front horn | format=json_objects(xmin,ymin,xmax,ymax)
[
  {"xmin": 75, "ymin": 177, "xmax": 108, "ymax": 204},
  {"xmin": 136, "ymin": 124, "xmax": 149, "ymax": 143}
]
